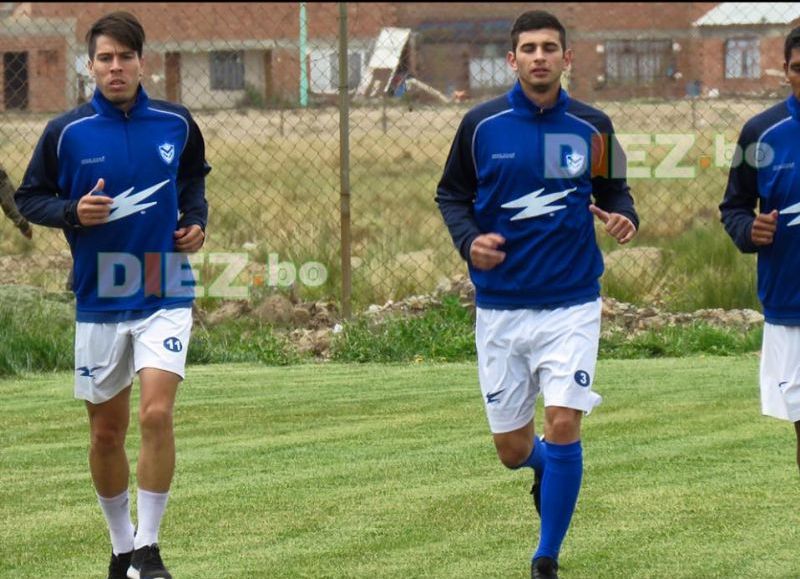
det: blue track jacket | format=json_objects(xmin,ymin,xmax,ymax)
[
  {"xmin": 15, "ymin": 86, "xmax": 210, "ymax": 322},
  {"xmin": 720, "ymin": 94, "xmax": 800, "ymax": 325},
  {"xmin": 436, "ymin": 82, "xmax": 638, "ymax": 309}
]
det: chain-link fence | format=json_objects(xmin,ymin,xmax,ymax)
[{"xmin": 1, "ymin": 2, "xmax": 798, "ymax": 314}]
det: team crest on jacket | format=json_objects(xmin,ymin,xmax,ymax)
[
  {"xmin": 158, "ymin": 143, "xmax": 175, "ymax": 164},
  {"xmin": 565, "ymin": 152, "xmax": 585, "ymax": 176}
]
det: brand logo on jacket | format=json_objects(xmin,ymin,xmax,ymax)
[
  {"xmin": 782, "ymin": 200, "xmax": 800, "ymax": 227},
  {"xmin": 159, "ymin": 143, "xmax": 175, "ymax": 164},
  {"xmin": 105, "ymin": 180, "xmax": 169, "ymax": 223},
  {"xmin": 501, "ymin": 186, "xmax": 577, "ymax": 220}
]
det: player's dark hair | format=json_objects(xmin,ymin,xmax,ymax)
[
  {"xmin": 785, "ymin": 26, "xmax": 800, "ymax": 63},
  {"xmin": 510, "ymin": 10, "xmax": 566, "ymax": 52},
  {"xmin": 86, "ymin": 11, "xmax": 145, "ymax": 59}
]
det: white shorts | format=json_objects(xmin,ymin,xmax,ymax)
[
  {"xmin": 476, "ymin": 299, "xmax": 603, "ymax": 434},
  {"xmin": 74, "ymin": 307, "xmax": 193, "ymax": 404},
  {"xmin": 760, "ymin": 323, "xmax": 800, "ymax": 422}
]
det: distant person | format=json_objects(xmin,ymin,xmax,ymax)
[
  {"xmin": 436, "ymin": 10, "xmax": 637, "ymax": 579},
  {"xmin": 15, "ymin": 11, "xmax": 209, "ymax": 579},
  {"xmin": 0, "ymin": 167, "xmax": 32, "ymax": 239},
  {"xmin": 720, "ymin": 26, "xmax": 800, "ymax": 474}
]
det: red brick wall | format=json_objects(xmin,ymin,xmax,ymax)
[
  {"xmin": 701, "ymin": 31, "xmax": 789, "ymax": 98},
  {"xmin": 392, "ymin": 3, "xmax": 717, "ymax": 102},
  {"xmin": 0, "ymin": 36, "xmax": 68, "ymax": 112},
  {"xmin": 25, "ymin": 3, "xmax": 396, "ymax": 43}
]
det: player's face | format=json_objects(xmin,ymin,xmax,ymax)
[
  {"xmin": 88, "ymin": 35, "xmax": 143, "ymax": 112},
  {"xmin": 507, "ymin": 28, "xmax": 572, "ymax": 95},
  {"xmin": 785, "ymin": 47, "xmax": 800, "ymax": 101}
]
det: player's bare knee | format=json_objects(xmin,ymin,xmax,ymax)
[
  {"xmin": 139, "ymin": 406, "xmax": 173, "ymax": 436},
  {"xmin": 90, "ymin": 424, "xmax": 126, "ymax": 454},
  {"xmin": 497, "ymin": 444, "xmax": 531, "ymax": 469},
  {"xmin": 545, "ymin": 412, "xmax": 581, "ymax": 443}
]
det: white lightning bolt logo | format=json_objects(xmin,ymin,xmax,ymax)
[
  {"xmin": 105, "ymin": 180, "xmax": 169, "ymax": 223},
  {"xmin": 782, "ymin": 201, "xmax": 800, "ymax": 227},
  {"xmin": 501, "ymin": 187, "xmax": 576, "ymax": 221}
]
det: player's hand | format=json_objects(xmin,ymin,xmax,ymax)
[
  {"xmin": 76, "ymin": 178, "xmax": 113, "ymax": 226},
  {"xmin": 589, "ymin": 204, "xmax": 636, "ymax": 244},
  {"xmin": 469, "ymin": 233, "xmax": 506, "ymax": 270},
  {"xmin": 17, "ymin": 220, "xmax": 32, "ymax": 240},
  {"xmin": 751, "ymin": 210, "xmax": 778, "ymax": 246},
  {"xmin": 174, "ymin": 224, "xmax": 205, "ymax": 253}
]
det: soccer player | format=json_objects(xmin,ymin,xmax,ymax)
[
  {"xmin": 435, "ymin": 10, "xmax": 638, "ymax": 579},
  {"xmin": 720, "ymin": 26, "xmax": 800, "ymax": 474},
  {"xmin": 15, "ymin": 11, "xmax": 209, "ymax": 579},
  {"xmin": 1, "ymin": 166, "xmax": 33, "ymax": 239}
]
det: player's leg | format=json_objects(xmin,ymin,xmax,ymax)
[
  {"xmin": 76, "ymin": 321, "xmax": 137, "ymax": 577},
  {"xmin": 476, "ymin": 307, "xmax": 544, "ymax": 469},
  {"xmin": 532, "ymin": 299, "xmax": 603, "ymax": 578},
  {"xmin": 493, "ymin": 421, "xmax": 548, "ymax": 518},
  {"xmin": 760, "ymin": 323, "xmax": 800, "ymax": 474},
  {"xmin": 135, "ymin": 368, "xmax": 180, "ymax": 537},
  {"xmin": 795, "ymin": 422, "xmax": 800, "ymax": 473},
  {"xmin": 128, "ymin": 308, "xmax": 191, "ymax": 579}
]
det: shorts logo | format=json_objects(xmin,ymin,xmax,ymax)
[
  {"xmin": 163, "ymin": 337, "xmax": 183, "ymax": 353},
  {"xmin": 159, "ymin": 143, "xmax": 175, "ymax": 164},
  {"xmin": 77, "ymin": 365, "xmax": 102, "ymax": 378},
  {"xmin": 574, "ymin": 370, "xmax": 591, "ymax": 387},
  {"xmin": 486, "ymin": 389, "xmax": 505, "ymax": 404}
]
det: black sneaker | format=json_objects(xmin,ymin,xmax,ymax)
[
  {"xmin": 127, "ymin": 544, "xmax": 172, "ymax": 579},
  {"xmin": 530, "ymin": 467, "xmax": 542, "ymax": 516},
  {"xmin": 531, "ymin": 556, "xmax": 559, "ymax": 579},
  {"xmin": 108, "ymin": 551, "xmax": 133, "ymax": 579}
]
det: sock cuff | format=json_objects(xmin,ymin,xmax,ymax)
[
  {"xmin": 545, "ymin": 440, "xmax": 582, "ymax": 462},
  {"xmin": 137, "ymin": 488, "xmax": 169, "ymax": 501},
  {"xmin": 97, "ymin": 489, "xmax": 129, "ymax": 504}
]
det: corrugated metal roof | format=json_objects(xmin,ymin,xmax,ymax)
[{"xmin": 694, "ymin": 3, "xmax": 800, "ymax": 26}]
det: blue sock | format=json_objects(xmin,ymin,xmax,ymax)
[
  {"xmin": 512, "ymin": 434, "xmax": 547, "ymax": 473},
  {"xmin": 533, "ymin": 440, "xmax": 583, "ymax": 561}
]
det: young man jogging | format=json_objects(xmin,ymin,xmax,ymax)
[
  {"xmin": 720, "ymin": 26, "xmax": 800, "ymax": 475},
  {"xmin": 436, "ymin": 10, "xmax": 638, "ymax": 578},
  {"xmin": 15, "ymin": 11, "xmax": 209, "ymax": 579}
]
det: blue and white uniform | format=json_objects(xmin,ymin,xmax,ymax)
[
  {"xmin": 721, "ymin": 93, "xmax": 800, "ymax": 421},
  {"xmin": 436, "ymin": 82, "xmax": 637, "ymax": 431},
  {"xmin": 16, "ymin": 86, "xmax": 210, "ymax": 402}
]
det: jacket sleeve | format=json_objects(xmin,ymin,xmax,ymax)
[
  {"xmin": 719, "ymin": 123, "xmax": 758, "ymax": 254},
  {"xmin": 435, "ymin": 115, "xmax": 482, "ymax": 263},
  {"xmin": 591, "ymin": 117, "xmax": 639, "ymax": 230},
  {"xmin": 14, "ymin": 122, "xmax": 80, "ymax": 229},
  {"xmin": 176, "ymin": 113, "xmax": 211, "ymax": 231}
]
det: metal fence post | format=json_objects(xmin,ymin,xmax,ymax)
[{"xmin": 338, "ymin": 1, "xmax": 352, "ymax": 319}]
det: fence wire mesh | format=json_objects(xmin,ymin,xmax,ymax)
[{"xmin": 0, "ymin": 2, "xmax": 798, "ymax": 313}]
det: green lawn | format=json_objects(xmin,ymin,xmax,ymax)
[{"xmin": 1, "ymin": 358, "xmax": 799, "ymax": 578}]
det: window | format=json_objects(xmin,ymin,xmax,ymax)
[
  {"xmin": 309, "ymin": 50, "xmax": 366, "ymax": 93},
  {"xmin": 329, "ymin": 51, "xmax": 363, "ymax": 91},
  {"xmin": 210, "ymin": 51, "xmax": 244, "ymax": 90},
  {"xmin": 605, "ymin": 39, "xmax": 673, "ymax": 85},
  {"xmin": 469, "ymin": 44, "xmax": 516, "ymax": 89},
  {"xmin": 725, "ymin": 38, "xmax": 760, "ymax": 79}
]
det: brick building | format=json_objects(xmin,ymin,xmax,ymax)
[
  {"xmin": 0, "ymin": 2, "xmax": 396, "ymax": 112},
  {"xmin": 1, "ymin": 2, "xmax": 798, "ymax": 113},
  {"xmin": 694, "ymin": 2, "xmax": 800, "ymax": 98}
]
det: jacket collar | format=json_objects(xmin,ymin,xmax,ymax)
[
  {"xmin": 91, "ymin": 84, "xmax": 149, "ymax": 118},
  {"xmin": 507, "ymin": 80, "xmax": 569, "ymax": 116},
  {"xmin": 787, "ymin": 93, "xmax": 800, "ymax": 123}
]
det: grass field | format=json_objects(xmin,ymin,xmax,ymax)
[{"xmin": 2, "ymin": 357, "xmax": 799, "ymax": 578}]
